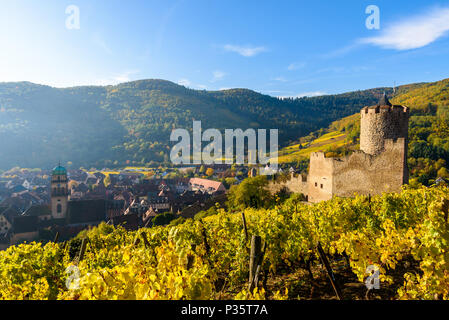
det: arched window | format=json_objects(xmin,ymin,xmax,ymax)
[{"xmin": 57, "ymin": 204, "xmax": 62, "ymax": 214}]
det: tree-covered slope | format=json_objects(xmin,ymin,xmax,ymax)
[
  {"xmin": 392, "ymin": 78, "xmax": 449, "ymax": 107},
  {"xmin": 0, "ymin": 79, "xmax": 428, "ymax": 169}
]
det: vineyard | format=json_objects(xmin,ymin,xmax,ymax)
[{"xmin": 1, "ymin": 185, "xmax": 449, "ymax": 300}]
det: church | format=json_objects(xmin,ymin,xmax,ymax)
[
  {"xmin": 1, "ymin": 165, "xmax": 119, "ymax": 246},
  {"xmin": 49, "ymin": 165, "xmax": 114, "ymax": 224}
]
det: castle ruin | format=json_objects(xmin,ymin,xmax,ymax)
[{"xmin": 271, "ymin": 94, "xmax": 409, "ymax": 203}]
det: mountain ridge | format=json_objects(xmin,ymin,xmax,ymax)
[{"xmin": 0, "ymin": 78, "xmax": 440, "ymax": 170}]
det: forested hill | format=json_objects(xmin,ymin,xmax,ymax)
[{"xmin": 0, "ymin": 78, "xmax": 426, "ymax": 169}]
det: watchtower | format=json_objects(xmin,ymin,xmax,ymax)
[{"xmin": 360, "ymin": 93, "xmax": 409, "ymax": 155}]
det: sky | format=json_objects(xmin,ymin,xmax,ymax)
[{"xmin": 1, "ymin": 0, "xmax": 449, "ymax": 97}]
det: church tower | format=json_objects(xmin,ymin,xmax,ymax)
[{"xmin": 51, "ymin": 165, "xmax": 69, "ymax": 219}]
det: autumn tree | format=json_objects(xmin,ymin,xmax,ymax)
[
  {"xmin": 205, "ymin": 168, "xmax": 214, "ymax": 176},
  {"xmin": 226, "ymin": 176, "xmax": 273, "ymax": 211}
]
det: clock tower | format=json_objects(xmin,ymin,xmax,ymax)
[{"xmin": 51, "ymin": 165, "xmax": 69, "ymax": 219}]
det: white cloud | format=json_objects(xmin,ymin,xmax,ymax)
[
  {"xmin": 177, "ymin": 79, "xmax": 191, "ymax": 87},
  {"xmin": 223, "ymin": 44, "xmax": 267, "ymax": 57},
  {"xmin": 92, "ymin": 79, "xmax": 112, "ymax": 86},
  {"xmin": 287, "ymin": 62, "xmax": 306, "ymax": 71},
  {"xmin": 297, "ymin": 91, "xmax": 327, "ymax": 97},
  {"xmin": 196, "ymin": 84, "xmax": 208, "ymax": 90},
  {"xmin": 321, "ymin": 43, "xmax": 361, "ymax": 59},
  {"xmin": 360, "ymin": 7, "xmax": 449, "ymax": 50},
  {"xmin": 177, "ymin": 80, "xmax": 209, "ymax": 90},
  {"xmin": 272, "ymin": 77, "xmax": 288, "ymax": 82},
  {"xmin": 93, "ymin": 70, "xmax": 139, "ymax": 86},
  {"xmin": 212, "ymin": 70, "xmax": 227, "ymax": 82},
  {"xmin": 112, "ymin": 72, "xmax": 134, "ymax": 83},
  {"xmin": 278, "ymin": 91, "xmax": 327, "ymax": 99}
]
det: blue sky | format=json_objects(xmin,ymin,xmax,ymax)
[{"xmin": 1, "ymin": 0, "xmax": 449, "ymax": 97}]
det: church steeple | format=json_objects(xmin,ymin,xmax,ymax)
[{"xmin": 50, "ymin": 164, "xmax": 69, "ymax": 219}]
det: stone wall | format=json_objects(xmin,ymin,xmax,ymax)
[
  {"xmin": 10, "ymin": 231, "xmax": 39, "ymax": 245},
  {"xmin": 307, "ymin": 152, "xmax": 334, "ymax": 203},
  {"xmin": 267, "ymin": 173, "xmax": 308, "ymax": 196},
  {"xmin": 307, "ymin": 138, "xmax": 407, "ymax": 203}
]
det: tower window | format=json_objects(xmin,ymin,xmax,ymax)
[
  {"xmin": 57, "ymin": 204, "xmax": 62, "ymax": 213},
  {"xmin": 320, "ymin": 184, "xmax": 323, "ymax": 189},
  {"xmin": 315, "ymin": 182, "xmax": 318, "ymax": 187}
]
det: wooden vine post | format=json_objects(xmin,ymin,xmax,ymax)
[
  {"xmin": 248, "ymin": 235, "xmax": 266, "ymax": 293},
  {"xmin": 77, "ymin": 238, "xmax": 88, "ymax": 262},
  {"xmin": 249, "ymin": 235, "xmax": 262, "ymax": 285},
  {"xmin": 141, "ymin": 232, "xmax": 150, "ymax": 248},
  {"xmin": 133, "ymin": 234, "xmax": 141, "ymax": 246},
  {"xmin": 306, "ymin": 258, "xmax": 315, "ymax": 299},
  {"xmin": 316, "ymin": 242, "xmax": 343, "ymax": 300},
  {"xmin": 53, "ymin": 231, "xmax": 59, "ymax": 243},
  {"xmin": 241, "ymin": 212, "xmax": 248, "ymax": 242},
  {"xmin": 60, "ymin": 241, "xmax": 68, "ymax": 262},
  {"xmin": 201, "ymin": 227, "xmax": 210, "ymax": 255}
]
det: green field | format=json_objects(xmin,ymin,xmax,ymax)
[{"xmin": 276, "ymin": 131, "xmax": 348, "ymax": 163}]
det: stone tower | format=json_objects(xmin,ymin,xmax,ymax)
[
  {"xmin": 360, "ymin": 93, "xmax": 409, "ymax": 155},
  {"xmin": 50, "ymin": 165, "xmax": 69, "ymax": 219}
]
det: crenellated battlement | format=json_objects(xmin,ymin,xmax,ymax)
[
  {"xmin": 361, "ymin": 105, "xmax": 409, "ymax": 117},
  {"xmin": 383, "ymin": 137, "xmax": 407, "ymax": 149}
]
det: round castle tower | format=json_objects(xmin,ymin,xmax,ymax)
[{"xmin": 360, "ymin": 93, "xmax": 409, "ymax": 155}]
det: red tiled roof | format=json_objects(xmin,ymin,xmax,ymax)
[{"xmin": 188, "ymin": 178, "xmax": 225, "ymax": 192}]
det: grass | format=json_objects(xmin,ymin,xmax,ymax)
[{"xmin": 276, "ymin": 130, "xmax": 349, "ymax": 163}]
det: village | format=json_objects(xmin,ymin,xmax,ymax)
[{"xmin": 0, "ymin": 163, "xmax": 298, "ymax": 250}]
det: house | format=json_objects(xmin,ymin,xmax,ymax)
[
  {"xmin": 22, "ymin": 180, "xmax": 31, "ymax": 190},
  {"xmin": 10, "ymin": 185, "xmax": 27, "ymax": 194},
  {"xmin": 248, "ymin": 167, "xmax": 258, "ymax": 177},
  {"xmin": 0, "ymin": 213, "xmax": 12, "ymax": 235},
  {"xmin": 0, "ymin": 206, "xmax": 18, "ymax": 235},
  {"xmin": 0, "ymin": 232, "xmax": 10, "ymax": 250},
  {"xmin": 66, "ymin": 199, "xmax": 108, "ymax": 226},
  {"xmin": 23, "ymin": 204, "xmax": 52, "ymax": 222},
  {"xmin": 0, "ymin": 206, "xmax": 21, "ymax": 235},
  {"xmin": 188, "ymin": 178, "xmax": 226, "ymax": 194},
  {"xmin": 142, "ymin": 207, "xmax": 158, "ymax": 227},
  {"xmin": 71, "ymin": 182, "xmax": 89, "ymax": 194},
  {"xmin": 111, "ymin": 212, "xmax": 140, "ymax": 230},
  {"xmin": 106, "ymin": 199, "xmax": 125, "ymax": 218},
  {"xmin": 10, "ymin": 215, "xmax": 39, "ymax": 244},
  {"xmin": 85, "ymin": 173, "xmax": 98, "ymax": 186}
]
